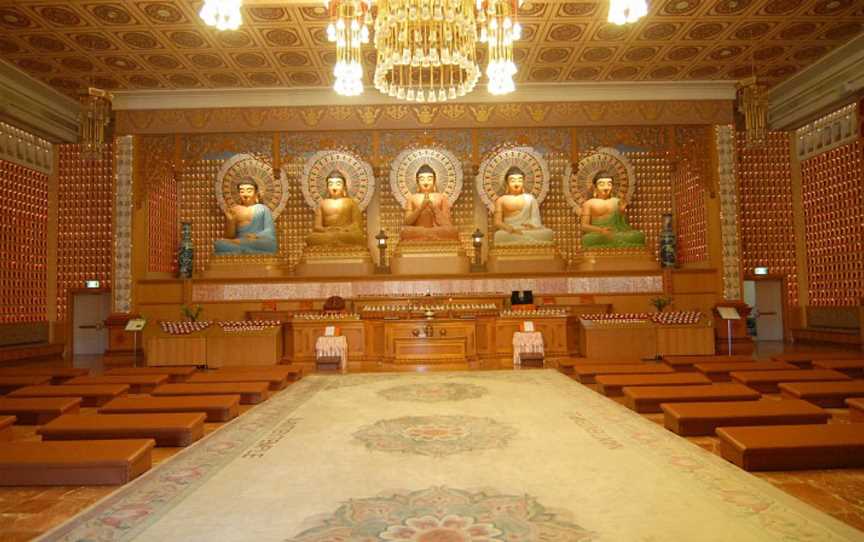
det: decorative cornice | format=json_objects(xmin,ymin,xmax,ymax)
[
  {"xmin": 0, "ymin": 60, "xmax": 79, "ymax": 143},
  {"xmin": 768, "ymin": 33, "xmax": 864, "ymax": 131},
  {"xmin": 113, "ymin": 81, "xmax": 737, "ymax": 111}
]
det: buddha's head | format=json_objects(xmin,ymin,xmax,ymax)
[
  {"xmin": 236, "ymin": 179, "xmax": 260, "ymax": 206},
  {"xmin": 416, "ymin": 164, "xmax": 436, "ymax": 194},
  {"xmin": 504, "ymin": 167, "xmax": 525, "ymax": 195},
  {"xmin": 326, "ymin": 171, "xmax": 349, "ymax": 199},
  {"xmin": 592, "ymin": 171, "xmax": 614, "ymax": 199}
]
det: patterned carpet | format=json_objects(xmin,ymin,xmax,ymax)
[{"xmin": 40, "ymin": 371, "xmax": 863, "ymax": 541}]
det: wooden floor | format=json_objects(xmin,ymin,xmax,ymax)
[{"xmin": 1, "ymin": 342, "xmax": 862, "ymax": 540}]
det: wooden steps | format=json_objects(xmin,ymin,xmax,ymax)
[
  {"xmin": 152, "ymin": 382, "xmax": 270, "ymax": 404},
  {"xmin": 778, "ymin": 381, "xmax": 864, "ymax": 408},
  {"xmin": 694, "ymin": 362, "xmax": 797, "ymax": 382},
  {"xmin": 9, "ymin": 385, "xmax": 129, "ymax": 407},
  {"xmin": 0, "ymin": 367, "xmax": 88, "ymax": 384},
  {"xmin": 729, "ymin": 369, "xmax": 851, "ymax": 393},
  {"xmin": 595, "ymin": 373, "xmax": 712, "ymax": 397},
  {"xmin": 663, "ymin": 355, "xmax": 756, "ymax": 372},
  {"xmin": 0, "ymin": 375, "xmax": 52, "ymax": 395},
  {"xmin": 717, "ymin": 424, "xmax": 864, "ymax": 471},
  {"xmin": 105, "ymin": 366, "xmax": 198, "ymax": 383},
  {"xmin": 848, "ymin": 398, "xmax": 864, "ymax": 422},
  {"xmin": 811, "ymin": 359, "xmax": 864, "ymax": 379},
  {"xmin": 0, "ymin": 415, "xmax": 13, "ymax": 441},
  {"xmin": 0, "ymin": 397, "xmax": 82, "ymax": 424},
  {"xmin": 0, "ymin": 439, "xmax": 154, "ymax": 485},
  {"xmin": 38, "ymin": 413, "xmax": 206, "ymax": 447},
  {"xmin": 572, "ymin": 363, "xmax": 673, "ymax": 384},
  {"xmin": 65, "ymin": 374, "xmax": 170, "ymax": 394},
  {"xmin": 187, "ymin": 372, "xmax": 287, "ymax": 391},
  {"xmin": 100, "ymin": 395, "xmax": 240, "ymax": 422},
  {"xmin": 622, "ymin": 383, "xmax": 760, "ymax": 413},
  {"xmin": 662, "ymin": 399, "xmax": 830, "ymax": 436}
]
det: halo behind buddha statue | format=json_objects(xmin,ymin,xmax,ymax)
[
  {"xmin": 476, "ymin": 146, "xmax": 549, "ymax": 212},
  {"xmin": 215, "ymin": 153, "xmax": 289, "ymax": 220},
  {"xmin": 564, "ymin": 147, "xmax": 636, "ymax": 214},
  {"xmin": 390, "ymin": 147, "xmax": 463, "ymax": 208},
  {"xmin": 301, "ymin": 150, "xmax": 376, "ymax": 212}
]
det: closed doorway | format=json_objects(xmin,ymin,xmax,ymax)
[
  {"xmin": 743, "ymin": 279, "xmax": 785, "ymax": 342},
  {"xmin": 71, "ymin": 291, "xmax": 111, "ymax": 358}
]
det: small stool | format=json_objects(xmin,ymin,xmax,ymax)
[
  {"xmin": 512, "ymin": 331, "xmax": 544, "ymax": 369},
  {"xmin": 315, "ymin": 335, "xmax": 348, "ymax": 373}
]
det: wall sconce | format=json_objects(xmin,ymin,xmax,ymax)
[
  {"xmin": 375, "ymin": 229, "xmax": 389, "ymax": 274},
  {"xmin": 471, "ymin": 228, "xmax": 486, "ymax": 273}
]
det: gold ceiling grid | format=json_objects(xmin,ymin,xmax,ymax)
[{"xmin": 0, "ymin": 0, "xmax": 863, "ymax": 96}]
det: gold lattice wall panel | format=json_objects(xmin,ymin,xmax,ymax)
[
  {"xmin": 148, "ymin": 169, "xmax": 179, "ymax": 274},
  {"xmin": 56, "ymin": 144, "xmax": 114, "ymax": 321},
  {"xmin": 801, "ymin": 140, "xmax": 864, "ymax": 307},
  {"xmin": 672, "ymin": 160, "xmax": 708, "ymax": 264},
  {"xmin": 737, "ymin": 131, "xmax": 798, "ymax": 307},
  {"xmin": 0, "ymin": 160, "xmax": 48, "ymax": 323}
]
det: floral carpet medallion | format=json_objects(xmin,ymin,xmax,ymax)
[
  {"xmin": 353, "ymin": 415, "xmax": 516, "ymax": 457},
  {"xmin": 378, "ymin": 382, "xmax": 489, "ymax": 403},
  {"xmin": 287, "ymin": 486, "xmax": 596, "ymax": 542}
]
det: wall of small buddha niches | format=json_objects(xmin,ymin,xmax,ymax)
[
  {"xmin": 56, "ymin": 144, "xmax": 114, "ymax": 321},
  {"xmin": 736, "ymin": 131, "xmax": 799, "ymax": 308},
  {"xmin": 144, "ymin": 136, "xmax": 180, "ymax": 275},
  {"xmin": 801, "ymin": 140, "xmax": 864, "ymax": 307},
  {"xmin": 145, "ymin": 126, "xmax": 711, "ymax": 274},
  {"xmin": 0, "ymin": 160, "xmax": 48, "ymax": 323}
]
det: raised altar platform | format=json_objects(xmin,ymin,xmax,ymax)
[
  {"xmin": 487, "ymin": 245, "xmax": 566, "ymax": 274},
  {"xmin": 391, "ymin": 241, "xmax": 470, "ymax": 275},
  {"xmin": 294, "ymin": 246, "xmax": 375, "ymax": 277},
  {"xmin": 200, "ymin": 255, "xmax": 289, "ymax": 279},
  {"xmin": 571, "ymin": 248, "xmax": 659, "ymax": 272}
]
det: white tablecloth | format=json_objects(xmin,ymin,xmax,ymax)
[
  {"xmin": 512, "ymin": 331, "xmax": 544, "ymax": 369},
  {"xmin": 315, "ymin": 335, "xmax": 348, "ymax": 373}
]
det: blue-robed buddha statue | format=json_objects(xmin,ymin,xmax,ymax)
[
  {"xmin": 214, "ymin": 179, "xmax": 277, "ymax": 254},
  {"xmin": 580, "ymin": 171, "xmax": 645, "ymax": 249}
]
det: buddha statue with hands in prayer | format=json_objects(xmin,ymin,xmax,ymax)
[
  {"xmin": 400, "ymin": 164, "xmax": 460, "ymax": 242},
  {"xmin": 580, "ymin": 171, "xmax": 645, "ymax": 248},
  {"xmin": 493, "ymin": 167, "xmax": 554, "ymax": 246},
  {"xmin": 306, "ymin": 170, "xmax": 367, "ymax": 246},
  {"xmin": 214, "ymin": 179, "xmax": 277, "ymax": 254}
]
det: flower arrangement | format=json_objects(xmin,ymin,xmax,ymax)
[
  {"xmin": 649, "ymin": 296, "xmax": 673, "ymax": 312},
  {"xmin": 181, "ymin": 304, "xmax": 203, "ymax": 322}
]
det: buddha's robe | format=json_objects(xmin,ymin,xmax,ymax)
[
  {"xmin": 400, "ymin": 194, "xmax": 460, "ymax": 242},
  {"xmin": 306, "ymin": 197, "xmax": 366, "ymax": 246},
  {"xmin": 493, "ymin": 194, "xmax": 554, "ymax": 246},
  {"xmin": 582, "ymin": 199, "xmax": 646, "ymax": 249},
  {"xmin": 214, "ymin": 203, "xmax": 277, "ymax": 254}
]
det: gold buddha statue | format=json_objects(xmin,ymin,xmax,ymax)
[
  {"xmin": 400, "ymin": 164, "xmax": 460, "ymax": 242},
  {"xmin": 493, "ymin": 167, "xmax": 554, "ymax": 246},
  {"xmin": 305, "ymin": 171, "xmax": 366, "ymax": 246}
]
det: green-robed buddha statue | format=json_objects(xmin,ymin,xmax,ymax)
[
  {"xmin": 580, "ymin": 171, "xmax": 645, "ymax": 249},
  {"xmin": 305, "ymin": 170, "xmax": 367, "ymax": 246}
]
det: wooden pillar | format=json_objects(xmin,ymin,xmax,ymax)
[{"xmin": 789, "ymin": 134, "xmax": 809, "ymax": 329}]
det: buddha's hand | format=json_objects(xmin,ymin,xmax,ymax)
[
  {"xmin": 600, "ymin": 227, "xmax": 613, "ymax": 238},
  {"xmin": 245, "ymin": 233, "xmax": 258, "ymax": 240},
  {"xmin": 522, "ymin": 224, "xmax": 537, "ymax": 230},
  {"xmin": 230, "ymin": 239, "xmax": 241, "ymax": 245},
  {"xmin": 506, "ymin": 225, "xmax": 523, "ymax": 234},
  {"xmin": 224, "ymin": 208, "xmax": 235, "ymax": 222}
]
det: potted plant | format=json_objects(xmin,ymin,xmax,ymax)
[{"xmin": 649, "ymin": 296, "xmax": 673, "ymax": 312}]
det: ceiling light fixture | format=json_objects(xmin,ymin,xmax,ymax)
[
  {"xmin": 326, "ymin": 0, "xmax": 372, "ymax": 96},
  {"xmin": 199, "ymin": 0, "xmax": 243, "ymax": 31},
  {"xmin": 79, "ymin": 87, "xmax": 113, "ymax": 160},
  {"xmin": 478, "ymin": 0, "xmax": 522, "ymax": 95},
  {"xmin": 607, "ymin": 0, "xmax": 647, "ymax": 25},
  {"xmin": 737, "ymin": 76, "xmax": 768, "ymax": 148}
]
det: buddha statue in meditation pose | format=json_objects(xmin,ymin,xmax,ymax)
[
  {"xmin": 580, "ymin": 171, "xmax": 646, "ymax": 249},
  {"xmin": 493, "ymin": 167, "xmax": 555, "ymax": 246},
  {"xmin": 400, "ymin": 165, "xmax": 460, "ymax": 242},
  {"xmin": 214, "ymin": 179, "xmax": 277, "ymax": 254},
  {"xmin": 306, "ymin": 171, "xmax": 367, "ymax": 246}
]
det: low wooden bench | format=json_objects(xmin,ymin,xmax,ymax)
[
  {"xmin": 847, "ymin": 398, "xmax": 864, "ymax": 422},
  {"xmin": 0, "ymin": 367, "xmax": 88, "ymax": 384},
  {"xmin": 0, "ymin": 439, "xmax": 154, "ymax": 485},
  {"xmin": 572, "ymin": 363, "xmax": 673, "ymax": 384},
  {"xmin": 9, "ymin": 384, "xmax": 130, "ymax": 407},
  {"xmin": 64, "ymin": 374, "xmax": 170, "ymax": 394},
  {"xmin": 105, "ymin": 366, "xmax": 198, "ymax": 383},
  {"xmin": 187, "ymin": 372, "xmax": 287, "ymax": 391},
  {"xmin": 0, "ymin": 415, "xmax": 13, "ymax": 441},
  {"xmin": 717, "ymin": 424, "xmax": 864, "ymax": 471},
  {"xmin": 152, "ymin": 382, "xmax": 270, "ymax": 404},
  {"xmin": 215, "ymin": 365, "xmax": 301, "ymax": 381},
  {"xmin": 694, "ymin": 362, "xmax": 798, "ymax": 382},
  {"xmin": 811, "ymin": 359, "xmax": 864, "ymax": 379},
  {"xmin": 559, "ymin": 358, "xmax": 644, "ymax": 373},
  {"xmin": 595, "ymin": 373, "xmax": 712, "ymax": 397},
  {"xmin": 0, "ymin": 375, "xmax": 52, "ymax": 395},
  {"xmin": 772, "ymin": 351, "xmax": 862, "ymax": 368},
  {"xmin": 100, "ymin": 395, "xmax": 240, "ymax": 422},
  {"xmin": 0, "ymin": 397, "xmax": 82, "ymax": 424},
  {"xmin": 778, "ymin": 381, "xmax": 864, "ymax": 407},
  {"xmin": 663, "ymin": 355, "xmax": 756, "ymax": 372},
  {"xmin": 622, "ymin": 383, "xmax": 760, "ymax": 413},
  {"xmin": 663, "ymin": 399, "xmax": 829, "ymax": 436},
  {"xmin": 38, "ymin": 413, "xmax": 206, "ymax": 447},
  {"xmin": 730, "ymin": 369, "xmax": 851, "ymax": 393}
]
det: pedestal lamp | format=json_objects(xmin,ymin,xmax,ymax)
[
  {"xmin": 375, "ymin": 229, "xmax": 390, "ymax": 274},
  {"xmin": 470, "ymin": 228, "xmax": 486, "ymax": 272}
]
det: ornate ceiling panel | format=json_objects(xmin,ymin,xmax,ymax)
[{"xmin": 0, "ymin": 0, "xmax": 862, "ymax": 97}]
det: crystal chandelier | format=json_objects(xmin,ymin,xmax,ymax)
[
  {"xmin": 607, "ymin": 0, "xmax": 647, "ymax": 25},
  {"xmin": 326, "ymin": 0, "xmax": 372, "ymax": 96},
  {"xmin": 373, "ymin": 0, "xmax": 480, "ymax": 103},
  {"xmin": 199, "ymin": 0, "xmax": 243, "ymax": 31},
  {"xmin": 79, "ymin": 88, "xmax": 112, "ymax": 160},
  {"xmin": 477, "ymin": 0, "xmax": 522, "ymax": 95},
  {"xmin": 737, "ymin": 76, "xmax": 768, "ymax": 148}
]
